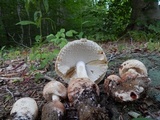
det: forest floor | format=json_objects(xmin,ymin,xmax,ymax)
[{"xmin": 0, "ymin": 40, "xmax": 160, "ymax": 120}]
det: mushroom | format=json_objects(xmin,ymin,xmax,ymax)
[
  {"xmin": 43, "ymin": 80, "xmax": 67, "ymax": 102},
  {"xmin": 41, "ymin": 80, "xmax": 67, "ymax": 120},
  {"xmin": 104, "ymin": 75, "xmax": 151, "ymax": 102},
  {"xmin": 104, "ymin": 59, "xmax": 151, "ymax": 102},
  {"xmin": 68, "ymin": 77, "xmax": 100, "ymax": 104},
  {"xmin": 41, "ymin": 100, "xmax": 65, "ymax": 120},
  {"xmin": 55, "ymin": 38, "xmax": 108, "ymax": 84},
  {"xmin": 66, "ymin": 60, "xmax": 99, "ymax": 102},
  {"xmin": 68, "ymin": 77, "xmax": 111, "ymax": 120},
  {"xmin": 113, "ymin": 76, "xmax": 151, "ymax": 102},
  {"xmin": 10, "ymin": 97, "xmax": 38, "ymax": 120},
  {"xmin": 104, "ymin": 74, "xmax": 121, "ymax": 95},
  {"xmin": 66, "ymin": 56, "xmax": 110, "ymax": 119},
  {"xmin": 119, "ymin": 59, "xmax": 148, "ymax": 78}
]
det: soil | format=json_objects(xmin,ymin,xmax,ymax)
[{"xmin": 0, "ymin": 41, "xmax": 160, "ymax": 120}]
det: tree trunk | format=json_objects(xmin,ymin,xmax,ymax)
[{"xmin": 128, "ymin": 0, "xmax": 160, "ymax": 30}]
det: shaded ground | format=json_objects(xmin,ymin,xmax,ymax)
[{"xmin": 0, "ymin": 41, "xmax": 160, "ymax": 120}]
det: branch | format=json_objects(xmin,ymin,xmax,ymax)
[{"xmin": 8, "ymin": 33, "xmax": 30, "ymax": 49}]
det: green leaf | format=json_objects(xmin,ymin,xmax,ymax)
[
  {"xmin": 66, "ymin": 30, "xmax": 77, "ymax": 37},
  {"xmin": 46, "ymin": 34, "xmax": 55, "ymax": 41},
  {"xmin": 66, "ymin": 31, "xmax": 73, "ymax": 37},
  {"xmin": 82, "ymin": 21, "xmax": 90, "ymax": 25},
  {"xmin": 61, "ymin": 33, "xmax": 65, "ymax": 38},
  {"xmin": 53, "ymin": 49, "xmax": 60, "ymax": 56},
  {"xmin": 1, "ymin": 46, "xmax": 6, "ymax": 51},
  {"xmin": 50, "ymin": 38, "xmax": 57, "ymax": 43},
  {"xmin": 35, "ymin": 35, "xmax": 42, "ymax": 42},
  {"xmin": 43, "ymin": 0, "xmax": 49, "ymax": 12},
  {"xmin": 76, "ymin": 32, "xmax": 84, "ymax": 39},
  {"xmin": 58, "ymin": 40, "xmax": 68, "ymax": 49},
  {"xmin": 70, "ymin": 30, "xmax": 78, "ymax": 34},
  {"xmin": 60, "ymin": 28, "xmax": 65, "ymax": 33},
  {"xmin": 24, "ymin": 1, "xmax": 30, "ymax": 15},
  {"xmin": 16, "ymin": 21, "xmax": 36, "ymax": 26},
  {"xmin": 34, "ymin": 11, "xmax": 42, "ymax": 22},
  {"xmin": 55, "ymin": 32, "xmax": 61, "ymax": 39}
]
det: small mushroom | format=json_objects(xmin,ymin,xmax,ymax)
[
  {"xmin": 41, "ymin": 80, "xmax": 67, "ymax": 120},
  {"xmin": 121, "ymin": 68, "xmax": 140, "ymax": 80},
  {"xmin": 104, "ymin": 74, "xmax": 121, "ymax": 95},
  {"xmin": 41, "ymin": 101, "xmax": 65, "ymax": 120},
  {"xmin": 10, "ymin": 97, "xmax": 38, "ymax": 120},
  {"xmin": 119, "ymin": 59, "xmax": 148, "ymax": 78},
  {"xmin": 55, "ymin": 38, "xmax": 108, "ymax": 84},
  {"xmin": 113, "ymin": 76, "xmax": 151, "ymax": 102},
  {"xmin": 43, "ymin": 80, "xmax": 67, "ymax": 101}
]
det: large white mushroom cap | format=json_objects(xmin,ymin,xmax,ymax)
[
  {"xmin": 119, "ymin": 59, "xmax": 148, "ymax": 77},
  {"xmin": 55, "ymin": 38, "xmax": 108, "ymax": 84},
  {"xmin": 10, "ymin": 97, "xmax": 38, "ymax": 120}
]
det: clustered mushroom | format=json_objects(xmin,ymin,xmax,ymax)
[
  {"xmin": 10, "ymin": 39, "xmax": 109, "ymax": 120},
  {"xmin": 104, "ymin": 59, "xmax": 151, "ymax": 102},
  {"xmin": 10, "ymin": 39, "xmax": 151, "ymax": 120}
]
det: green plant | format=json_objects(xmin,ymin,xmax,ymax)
[
  {"xmin": 128, "ymin": 20, "xmax": 160, "ymax": 42},
  {"xmin": 16, "ymin": 0, "xmax": 52, "ymax": 44},
  {"xmin": 128, "ymin": 31, "xmax": 148, "ymax": 41},
  {"xmin": 0, "ymin": 46, "xmax": 6, "ymax": 59},
  {"xmin": 65, "ymin": 0, "xmax": 131, "ymax": 41},
  {"xmin": 146, "ymin": 40, "xmax": 160, "ymax": 51},
  {"xmin": 46, "ymin": 28, "xmax": 77, "ymax": 48},
  {"xmin": 29, "ymin": 28, "xmax": 78, "ymax": 75},
  {"xmin": 147, "ymin": 21, "xmax": 160, "ymax": 41}
]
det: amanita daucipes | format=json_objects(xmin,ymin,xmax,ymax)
[
  {"xmin": 41, "ymin": 80, "xmax": 67, "ymax": 120},
  {"xmin": 55, "ymin": 38, "xmax": 108, "ymax": 84},
  {"xmin": 119, "ymin": 59, "xmax": 148, "ymax": 79},
  {"xmin": 104, "ymin": 74, "xmax": 121, "ymax": 96},
  {"xmin": 104, "ymin": 59, "xmax": 151, "ymax": 102},
  {"xmin": 10, "ymin": 97, "xmax": 38, "ymax": 120},
  {"xmin": 55, "ymin": 39, "xmax": 110, "ymax": 120}
]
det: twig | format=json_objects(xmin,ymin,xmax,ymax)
[
  {"xmin": 42, "ymin": 75, "xmax": 56, "ymax": 81},
  {"xmin": 8, "ymin": 33, "xmax": 30, "ymax": 49},
  {"xmin": 0, "ymin": 77, "xmax": 23, "ymax": 80},
  {"xmin": 12, "ymin": 62, "xmax": 25, "ymax": 70},
  {"xmin": 5, "ymin": 86, "xmax": 15, "ymax": 101}
]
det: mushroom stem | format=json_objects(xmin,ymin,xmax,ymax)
[
  {"xmin": 76, "ymin": 61, "xmax": 88, "ymax": 78},
  {"xmin": 75, "ymin": 87, "xmax": 110, "ymax": 120},
  {"xmin": 68, "ymin": 78, "xmax": 110, "ymax": 120},
  {"xmin": 52, "ymin": 95, "xmax": 60, "ymax": 101}
]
